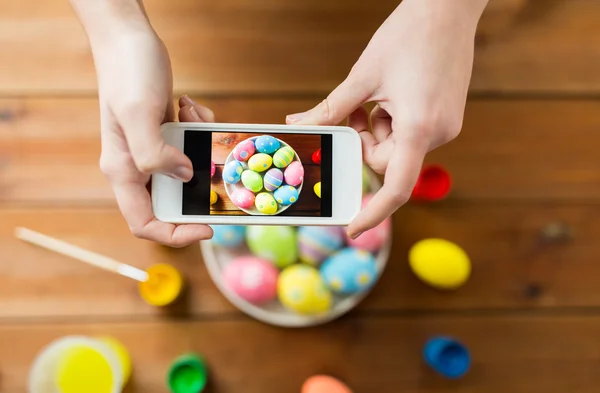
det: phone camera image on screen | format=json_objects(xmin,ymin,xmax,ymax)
[{"xmin": 182, "ymin": 131, "xmax": 333, "ymax": 217}]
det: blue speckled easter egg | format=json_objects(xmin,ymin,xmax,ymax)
[
  {"xmin": 255, "ymin": 135, "xmax": 281, "ymax": 154},
  {"xmin": 274, "ymin": 185, "xmax": 299, "ymax": 206},
  {"xmin": 320, "ymin": 248, "xmax": 378, "ymax": 294},
  {"xmin": 211, "ymin": 225, "xmax": 246, "ymax": 248},
  {"xmin": 222, "ymin": 160, "xmax": 244, "ymax": 184},
  {"xmin": 263, "ymin": 168, "xmax": 284, "ymax": 192}
]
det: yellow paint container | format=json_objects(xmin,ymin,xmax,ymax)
[{"xmin": 138, "ymin": 263, "xmax": 184, "ymax": 307}]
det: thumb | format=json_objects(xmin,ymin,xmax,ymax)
[
  {"xmin": 119, "ymin": 109, "xmax": 193, "ymax": 181},
  {"xmin": 286, "ymin": 73, "xmax": 372, "ymax": 126}
]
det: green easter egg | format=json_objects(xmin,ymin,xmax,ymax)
[
  {"xmin": 248, "ymin": 153, "xmax": 273, "ymax": 173},
  {"xmin": 241, "ymin": 170, "xmax": 263, "ymax": 193},
  {"xmin": 273, "ymin": 146, "xmax": 295, "ymax": 168},
  {"xmin": 246, "ymin": 226, "xmax": 298, "ymax": 268}
]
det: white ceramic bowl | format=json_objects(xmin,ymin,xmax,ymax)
[
  {"xmin": 202, "ymin": 167, "xmax": 390, "ymax": 328},
  {"xmin": 223, "ymin": 136, "xmax": 304, "ymax": 215}
]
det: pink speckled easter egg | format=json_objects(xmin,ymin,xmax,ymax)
[
  {"xmin": 223, "ymin": 256, "xmax": 279, "ymax": 304},
  {"xmin": 345, "ymin": 193, "xmax": 391, "ymax": 252},
  {"xmin": 231, "ymin": 188, "xmax": 255, "ymax": 209},
  {"xmin": 211, "ymin": 160, "xmax": 216, "ymax": 178},
  {"xmin": 284, "ymin": 161, "xmax": 304, "ymax": 186},
  {"xmin": 233, "ymin": 139, "xmax": 256, "ymax": 162}
]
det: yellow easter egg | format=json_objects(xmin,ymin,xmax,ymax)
[
  {"xmin": 314, "ymin": 182, "xmax": 321, "ymax": 198},
  {"xmin": 409, "ymin": 239, "xmax": 470, "ymax": 289},
  {"xmin": 277, "ymin": 265, "xmax": 332, "ymax": 315},
  {"xmin": 210, "ymin": 190, "xmax": 218, "ymax": 205},
  {"xmin": 248, "ymin": 153, "xmax": 273, "ymax": 172},
  {"xmin": 255, "ymin": 192, "xmax": 278, "ymax": 214}
]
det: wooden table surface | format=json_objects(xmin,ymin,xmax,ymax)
[{"xmin": 1, "ymin": 0, "xmax": 600, "ymax": 392}]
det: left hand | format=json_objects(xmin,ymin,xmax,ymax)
[{"xmin": 286, "ymin": 0, "xmax": 488, "ymax": 238}]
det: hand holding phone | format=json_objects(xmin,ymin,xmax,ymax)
[{"xmin": 152, "ymin": 121, "xmax": 363, "ymax": 226}]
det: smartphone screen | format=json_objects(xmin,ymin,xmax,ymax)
[{"xmin": 182, "ymin": 130, "xmax": 333, "ymax": 217}]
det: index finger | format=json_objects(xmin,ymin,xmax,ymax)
[
  {"xmin": 347, "ymin": 134, "xmax": 427, "ymax": 238},
  {"xmin": 113, "ymin": 180, "xmax": 213, "ymax": 247}
]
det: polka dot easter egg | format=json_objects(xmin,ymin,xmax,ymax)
[
  {"xmin": 223, "ymin": 160, "xmax": 244, "ymax": 184},
  {"xmin": 263, "ymin": 168, "xmax": 284, "ymax": 192},
  {"xmin": 254, "ymin": 135, "xmax": 281, "ymax": 154},
  {"xmin": 223, "ymin": 256, "xmax": 278, "ymax": 304},
  {"xmin": 297, "ymin": 226, "xmax": 345, "ymax": 266},
  {"xmin": 211, "ymin": 160, "xmax": 216, "ymax": 178},
  {"xmin": 320, "ymin": 248, "xmax": 378, "ymax": 295},
  {"xmin": 274, "ymin": 185, "xmax": 299, "ymax": 206},
  {"xmin": 233, "ymin": 139, "xmax": 256, "ymax": 162},
  {"xmin": 248, "ymin": 153, "xmax": 273, "ymax": 173},
  {"xmin": 255, "ymin": 192, "xmax": 278, "ymax": 214},
  {"xmin": 277, "ymin": 264, "xmax": 332, "ymax": 315},
  {"xmin": 246, "ymin": 226, "xmax": 298, "ymax": 268},
  {"xmin": 211, "ymin": 225, "xmax": 246, "ymax": 248},
  {"xmin": 284, "ymin": 161, "xmax": 304, "ymax": 187},
  {"xmin": 231, "ymin": 188, "xmax": 255, "ymax": 209},
  {"xmin": 345, "ymin": 193, "xmax": 391, "ymax": 253},
  {"xmin": 241, "ymin": 170, "xmax": 263, "ymax": 193},
  {"xmin": 273, "ymin": 146, "xmax": 295, "ymax": 168}
]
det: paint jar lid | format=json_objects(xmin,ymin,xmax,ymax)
[
  {"xmin": 423, "ymin": 336, "xmax": 470, "ymax": 378},
  {"xmin": 167, "ymin": 353, "xmax": 208, "ymax": 393}
]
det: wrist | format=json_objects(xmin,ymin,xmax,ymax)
[
  {"xmin": 406, "ymin": 0, "xmax": 489, "ymax": 31},
  {"xmin": 70, "ymin": 0, "xmax": 154, "ymax": 52}
]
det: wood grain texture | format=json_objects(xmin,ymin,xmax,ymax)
[
  {"xmin": 0, "ymin": 0, "xmax": 599, "ymax": 94},
  {"xmin": 1, "ymin": 97, "xmax": 600, "ymax": 205},
  {"xmin": 2, "ymin": 203, "xmax": 600, "ymax": 320},
  {"xmin": 4, "ymin": 315, "xmax": 600, "ymax": 393}
]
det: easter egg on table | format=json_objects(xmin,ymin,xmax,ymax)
[
  {"xmin": 314, "ymin": 182, "xmax": 321, "ymax": 198},
  {"xmin": 311, "ymin": 148, "xmax": 321, "ymax": 165},
  {"xmin": 297, "ymin": 226, "xmax": 345, "ymax": 266},
  {"xmin": 211, "ymin": 225, "xmax": 246, "ymax": 248},
  {"xmin": 302, "ymin": 376, "xmax": 352, "ymax": 393},
  {"xmin": 248, "ymin": 153, "xmax": 273, "ymax": 173},
  {"xmin": 255, "ymin": 192, "xmax": 278, "ymax": 214},
  {"xmin": 211, "ymin": 160, "xmax": 216, "ymax": 178},
  {"xmin": 222, "ymin": 160, "xmax": 244, "ymax": 184},
  {"xmin": 320, "ymin": 248, "xmax": 378, "ymax": 294},
  {"xmin": 254, "ymin": 135, "xmax": 281, "ymax": 154},
  {"xmin": 241, "ymin": 170, "xmax": 263, "ymax": 193},
  {"xmin": 246, "ymin": 226, "xmax": 297, "ymax": 268},
  {"xmin": 231, "ymin": 188, "xmax": 255, "ymax": 209},
  {"xmin": 284, "ymin": 161, "xmax": 304, "ymax": 186},
  {"xmin": 409, "ymin": 238, "xmax": 470, "ymax": 290},
  {"xmin": 274, "ymin": 185, "xmax": 299, "ymax": 206},
  {"xmin": 233, "ymin": 139, "xmax": 256, "ymax": 162},
  {"xmin": 210, "ymin": 190, "xmax": 218, "ymax": 205},
  {"xmin": 277, "ymin": 264, "xmax": 332, "ymax": 315},
  {"xmin": 273, "ymin": 146, "xmax": 295, "ymax": 168},
  {"xmin": 345, "ymin": 193, "xmax": 391, "ymax": 253},
  {"xmin": 223, "ymin": 256, "xmax": 278, "ymax": 304},
  {"xmin": 264, "ymin": 168, "xmax": 283, "ymax": 192}
]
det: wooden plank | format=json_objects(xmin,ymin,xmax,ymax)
[
  {"xmin": 4, "ymin": 315, "xmax": 600, "ymax": 392},
  {"xmin": 1, "ymin": 97, "xmax": 600, "ymax": 205},
  {"xmin": 2, "ymin": 204, "xmax": 600, "ymax": 319},
  {"xmin": 0, "ymin": 0, "xmax": 599, "ymax": 94}
]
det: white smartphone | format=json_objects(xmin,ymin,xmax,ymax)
[{"xmin": 152, "ymin": 122, "xmax": 363, "ymax": 226}]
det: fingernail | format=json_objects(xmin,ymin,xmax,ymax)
[
  {"xmin": 171, "ymin": 166, "xmax": 193, "ymax": 181},
  {"xmin": 181, "ymin": 95, "xmax": 196, "ymax": 106},
  {"xmin": 286, "ymin": 111, "xmax": 307, "ymax": 124},
  {"xmin": 350, "ymin": 231, "xmax": 364, "ymax": 240},
  {"xmin": 189, "ymin": 106, "xmax": 201, "ymax": 121}
]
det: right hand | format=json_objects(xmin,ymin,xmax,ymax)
[{"xmin": 92, "ymin": 28, "xmax": 214, "ymax": 247}]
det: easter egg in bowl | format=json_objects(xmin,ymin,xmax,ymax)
[
  {"xmin": 201, "ymin": 165, "xmax": 391, "ymax": 328},
  {"xmin": 223, "ymin": 135, "xmax": 304, "ymax": 216}
]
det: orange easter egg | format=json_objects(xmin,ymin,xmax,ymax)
[{"xmin": 301, "ymin": 375, "xmax": 352, "ymax": 393}]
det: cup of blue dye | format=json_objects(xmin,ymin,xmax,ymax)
[{"xmin": 423, "ymin": 336, "xmax": 470, "ymax": 378}]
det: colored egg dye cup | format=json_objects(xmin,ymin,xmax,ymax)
[
  {"xmin": 138, "ymin": 263, "xmax": 184, "ymax": 307},
  {"xmin": 423, "ymin": 336, "xmax": 470, "ymax": 378},
  {"xmin": 167, "ymin": 353, "xmax": 208, "ymax": 393},
  {"xmin": 29, "ymin": 336, "xmax": 126, "ymax": 393},
  {"xmin": 223, "ymin": 136, "xmax": 303, "ymax": 216},
  {"xmin": 411, "ymin": 164, "xmax": 452, "ymax": 201}
]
